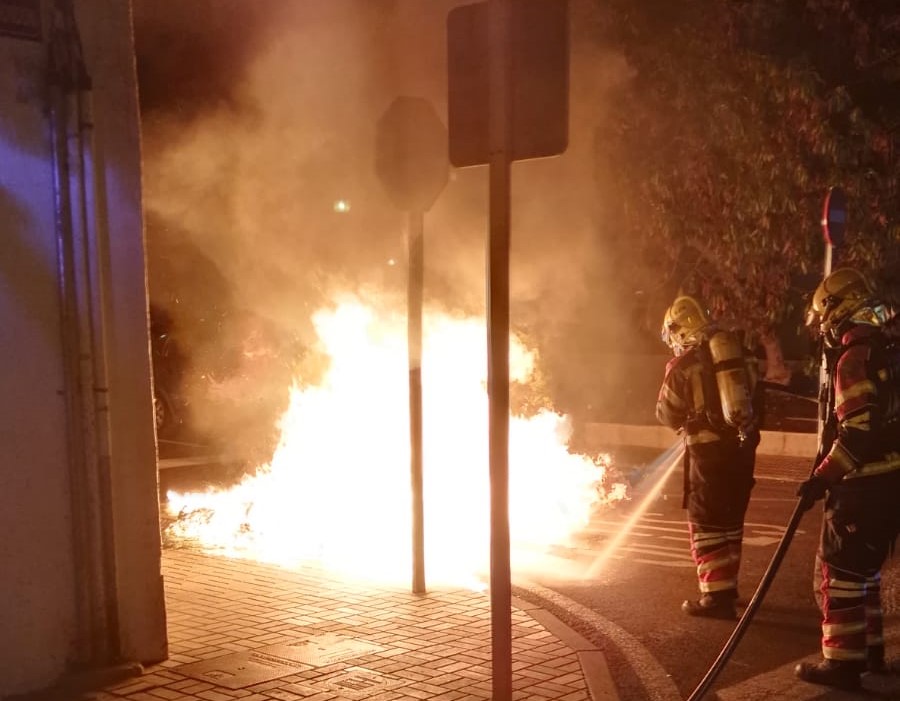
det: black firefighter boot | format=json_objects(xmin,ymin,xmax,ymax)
[
  {"xmin": 865, "ymin": 644, "xmax": 900, "ymax": 674},
  {"xmin": 794, "ymin": 659, "xmax": 865, "ymax": 691},
  {"xmin": 868, "ymin": 644, "xmax": 887, "ymax": 674},
  {"xmin": 681, "ymin": 592, "xmax": 736, "ymax": 620}
]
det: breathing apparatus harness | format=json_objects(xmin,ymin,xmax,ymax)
[{"xmin": 692, "ymin": 328, "xmax": 756, "ymax": 446}]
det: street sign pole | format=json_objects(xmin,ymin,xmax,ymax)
[
  {"xmin": 408, "ymin": 210, "xmax": 426, "ymax": 595},
  {"xmin": 446, "ymin": 3, "xmax": 568, "ymax": 695},
  {"xmin": 488, "ymin": 0, "xmax": 512, "ymax": 699},
  {"xmin": 818, "ymin": 187, "xmax": 847, "ymax": 445},
  {"xmin": 375, "ymin": 96, "xmax": 448, "ymax": 596}
]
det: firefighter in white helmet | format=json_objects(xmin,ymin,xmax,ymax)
[
  {"xmin": 794, "ymin": 268, "xmax": 900, "ymax": 691},
  {"xmin": 657, "ymin": 295, "xmax": 761, "ymax": 619}
]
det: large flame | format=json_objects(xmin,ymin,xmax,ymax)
[{"xmin": 165, "ymin": 294, "xmax": 628, "ymax": 584}]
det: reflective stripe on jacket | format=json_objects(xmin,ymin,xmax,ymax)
[{"xmin": 815, "ymin": 324, "xmax": 900, "ymax": 482}]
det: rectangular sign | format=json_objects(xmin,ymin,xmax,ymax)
[
  {"xmin": 0, "ymin": 0, "xmax": 42, "ymax": 41},
  {"xmin": 447, "ymin": 0, "xmax": 570, "ymax": 167}
]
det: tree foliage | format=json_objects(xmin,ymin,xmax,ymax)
[{"xmin": 594, "ymin": 0, "xmax": 900, "ymax": 342}]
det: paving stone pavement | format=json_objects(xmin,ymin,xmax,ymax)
[{"xmin": 62, "ymin": 549, "xmax": 616, "ymax": 701}]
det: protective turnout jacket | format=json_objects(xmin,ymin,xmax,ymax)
[
  {"xmin": 656, "ymin": 332, "xmax": 760, "ymax": 448},
  {"xmin": 814, "ymin": 324, "xmax": 900, "ymax": 483},
  {"xmin": 656, "ymin": 332, "xmax": 760, "ymax": 598},
  {"xmin": 813, "ymin": 322, "xmax": 900, "ymax": 664}
]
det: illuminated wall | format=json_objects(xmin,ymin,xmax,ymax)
[{"xmin": 0, "ymin": 0, "xmax": 165, "ymax": 695}]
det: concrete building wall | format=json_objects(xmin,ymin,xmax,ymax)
[
  {"xmin": 0, "ymin": 4, "xmax": 76, "ymax": 692},
  {"xmin": 0, "ymin": 1, "xmax": 166, "ymax": 696},
  {"xmin": 75, "ymin": 0, "xmax": 168, "ymax": 666}
]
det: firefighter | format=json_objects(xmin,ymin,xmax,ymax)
[
  {"xmin": 795, "ymin": 267, "xmax": 900, "ymax": 691},
  {"xmin": 657, "ymin": 296, "xmax": 761, "ymax": 619}
]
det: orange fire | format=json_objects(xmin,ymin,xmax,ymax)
[{"xmin": 165, "ymin": 294, "xmax": 628, "ymax": 584}]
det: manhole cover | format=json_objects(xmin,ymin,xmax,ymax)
[
  {"xmin": 175, "ymin": 650, "xmax": 311, "ymax": 689},
  {"xmin": 285, "ymin": 667, "xmax": 405, "ymax": 699},
  {"xmin": 260, "ymin": 633, "xmax": 384, "ymax": 667}
]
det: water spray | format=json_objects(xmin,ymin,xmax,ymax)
[
  {"xmin": 585, "ymin": 441, "xmax": 684, "ymax": 579},
  {"xmin": 581, "ymin": 439, "xmax": 813, "ymax": 701}
]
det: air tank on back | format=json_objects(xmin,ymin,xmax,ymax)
[{"xmin": 708, "ymin": 330, "xmax": 754, "ymax": 431}]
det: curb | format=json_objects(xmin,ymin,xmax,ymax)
[
  {"xmin": 513, "ymin": 592, "xmax": 620, "ymax": 701},
  {"xmin": 514, "ymin": 580, "xmax": 681, "ymax": 701}
]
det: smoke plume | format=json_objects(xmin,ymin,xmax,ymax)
[{"xmin": 134, "ymin": 0, "xmax": 639, "ymax": 462}]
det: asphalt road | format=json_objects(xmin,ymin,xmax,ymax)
[{"xmin": 526, "ymin": 448, "xmax": 833, "ymax": 701}]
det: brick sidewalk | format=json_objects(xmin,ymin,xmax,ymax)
[{"xmin": 82, "ymin": 549, "xmax": 602, "ymax": 701}]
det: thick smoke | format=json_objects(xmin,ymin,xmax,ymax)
[{"xmin": 134, "ymin": 0, "xmax": 638, "ymax": 462}]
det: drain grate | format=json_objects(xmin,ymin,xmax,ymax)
[
  {"xmin": 285, "ymin": 667, "xmax": 406, "ymax": 699},
  {"xmin": 175, "ymin": 649, "xmax": 311, "ymax": 689},
  {"xmin": 174, "ymin": 634, "xmax": 384, "ymax": 689},
  {"xmin": 259, "ymin": 632, "xmax": 384, "ymax": 667}
]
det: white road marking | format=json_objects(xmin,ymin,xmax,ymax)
[
  {"xmin": 577, "ymin": 511, "xmax": 805, "ymax": 570},
  {"xmin": 741, "ymin": 536, "xmax": 782, "ymax": 547}
]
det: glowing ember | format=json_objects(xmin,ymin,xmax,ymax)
[{"xmin": 165, "ymin": 294, "xmax": 628, "ymax": 584}]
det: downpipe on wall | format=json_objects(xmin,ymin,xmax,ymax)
[
  {"xmin": 48, "ymin": 0, "xmax": 120, "ymax": 670},
  {"xmin": 77, "ymin": 35, "xmax": 122, "ymax": 669}
]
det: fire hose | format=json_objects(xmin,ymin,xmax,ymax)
[{"xmin": 686, "ymin": 494, "xmax": 812, "ymax": 701}]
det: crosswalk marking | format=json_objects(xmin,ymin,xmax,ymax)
[
  {"xmin": 632, "ymin": 558, "xmax": 694, "ymax": 568},
  {"xmin": 742, "ymin": 535, "xmax": 782, "ymax": 547},
  {"xmin": 573, "ymin": 510, "xmax": 805, "ymax": 570}
]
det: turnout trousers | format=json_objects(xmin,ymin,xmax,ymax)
[
  {"xmin": 684, "ymin": 437, "xmax": 756, "ymax": 597},
  {"xmin": 814, "ymin": 471, "xmax": 900, "ymax": 663}
]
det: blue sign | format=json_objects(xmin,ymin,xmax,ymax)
[{"xmin": 821, "ymin": 187, "xmax": 847, "ymax": 247}]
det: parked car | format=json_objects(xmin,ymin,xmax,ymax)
[
  {"xmin": 149, "ymin": 302, "xmax": 305, "ymax": 466},
  {"xmin": 150, "ymin": 304, "xmax": 191, "ymax": 442}
]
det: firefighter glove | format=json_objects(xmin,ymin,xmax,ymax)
[{"xmin": 796, "ymin": 475, "xmax": 829, "ymax": 510}]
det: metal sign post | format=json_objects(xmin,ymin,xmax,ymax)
[
  {"xmin": 447, "ymin": 3, "xmax": 568, "ymax": 697},
  {"xmin": 407, "ymin": 209, "xmax": 425, "ymax": 595},
  {"xmin": 818, "ymin": 187, "xmax": 847, "ymax": 444},
  {"xmin": 375, "ymin": 96, "xmax": 449, "ymax": 595},
  {"xmin": 487, "ymin": 0, "xmax": 513, "ymax": 698}
]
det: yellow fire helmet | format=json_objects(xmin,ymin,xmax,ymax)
[
  {"xmin": 661, "ymin": 295, "xmax": 711, "ymax": 355},
  {"xmin": 808, "ymin": 268, "xmax": 879, "ymax": 346}
]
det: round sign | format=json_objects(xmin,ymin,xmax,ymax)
[
  {"xmin": 375, "ymin": 97, "xmax": 449, "ymax": 212},
  {"xmin": 821, "ymin": 187, "xmax": 847, "ymax": 247}
]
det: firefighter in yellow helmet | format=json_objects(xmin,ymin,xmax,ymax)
[
  {"xmin": 657, "ymin": 296, "xmax": 761, "ymax": 619},
  {"xmin": 794, "ymin": 268, "xmax": 900, "ymax": 691}
]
